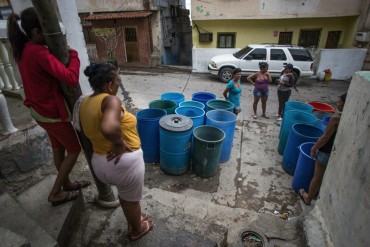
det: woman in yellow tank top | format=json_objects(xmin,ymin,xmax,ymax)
[{"xmin": 79, "ymin": 63, "xmax": 153, "ymax": 241}]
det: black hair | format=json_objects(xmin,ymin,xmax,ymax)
[
  {"xmin": 259, "ymin": 62, "xmax": 268, "ymax": 69},
  {"xmin": 233, "ymin": 68, "xmax": 241, "ymax": 75},
  {"xmin": 340, "ymin": 92, "xmax": 347, "ymax": 104},
  {"xmin": 84, "ymin": 63, "xmax": 117, "ymax": 92},
  {"xmin": 8, "ymin": 7, "xmax": 42, "ymax": 61}
]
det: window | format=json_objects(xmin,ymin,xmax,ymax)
[
  {"xmin": 288, "ymin": 48, "xmax": 313, "ymax": 61},
  {"xmin": 217, "ymin": 33, "xmax": 235, "ymax": 48},
  {"xmin": 270, "ymin": 49, "xmax": 287, "ymax": 60},
  {"xmin": 298, "ymin": 28, "xmax": 322, "ymax": 48},
  {"xmin": 278, "ymin": 32, "xmax": 293, "ymax": 45},
  {"xmin": 248, "ymin": 48, "xmax": 266, "ymax": 60}
]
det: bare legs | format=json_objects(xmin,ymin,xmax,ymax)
[
  {"xmin": 253, "ymin": 96, "xmax": 260, "ymax": 117},
  {"xmin": 261, "ymin": 96, "xmax": 268, "ymax": 117},
  {"xmin": 253, "ymin": 96, "xmax": 269, "ymax": 117},
  {"xmin": 48, "ymin": 147, "xmax": 80, "ymax": 202},
  {"xmin": 300, "ymin": 160, "xmax": 326, "ymax": 203}
]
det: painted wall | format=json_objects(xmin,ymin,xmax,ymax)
[
  {"xmin": 192, "ymin": 0, "xmax": 362, "ymax": 20},
  {"xmin": 192, "ymin": 48, "xmax": 239, "ymax": 73},
  {"xmin": 316, "ymin": 49, "xmax": 367, "ymax": 80},
  {"xmin": 76, "ymin": 0, "xmax": 152, "ymax": 12},
  {"xmin": 192, "ymin": 16, "xmax": 359, "ymax": 49},
  {"xmin": 317, "ymin": 72, "xmax": 370, "ymax": 247}
]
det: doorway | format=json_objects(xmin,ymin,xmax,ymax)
[
  {"xmin": 124, "ymin": 27, "xmax": 139, "ymax": 62},
  {"xmin": 325, "ymin": 31, "xmax": 341, "ymax": 48}
]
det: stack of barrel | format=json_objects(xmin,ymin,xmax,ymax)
[
  {"xmin": 136, "ymin": 91, "xmax": 238, "ymax": 178},
  {"xmin": 277, "ymin": 100, "xmax": 335, "ymax": 193}
]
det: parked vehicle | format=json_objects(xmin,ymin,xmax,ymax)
[{"xmin": 208, "ymin": 44, "xmax": 314, "ymax": 83}]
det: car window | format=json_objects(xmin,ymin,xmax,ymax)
[
  {"xmin": 270, "ymin": 49, "xmax": 287, "ymax": 60},
  {"xmin": 234, "ymin": 46, "xmax": 253, "ymax": 59},
  {"xmin": 248, "ymin": 48, "xmax": 266, "ymax": 60},
  {"xmin": 288, "ymin": 48, "xmax": 313, "ymax": 61}
]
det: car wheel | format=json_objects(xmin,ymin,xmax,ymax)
[{"xmin": 219, "ymin": 68, "xmax": 233, "ymax": 83}]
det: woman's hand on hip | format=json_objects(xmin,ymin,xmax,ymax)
[{"xmin": 107, "ymin": 138, "xmax": 133, "ymax": 164}]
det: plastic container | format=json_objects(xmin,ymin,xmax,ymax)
[
  {"xmin": 149, "ymin": 99, "xmax": 177, "ymax": 114},
  {"xmin": 192, "ymin": 92, "xmax": 216, "ymax": 111},
  {"xmin": 323, "ymin": 69, "xmax": 332, "ymax": 82},
  {"xmin": 136, "ymin": 108, "xmax": 167, "ymax": 163},
  {"xmin": 282, "ymin": 124, "xmax": 323, "ymax": 175},
  {"xmin": 312, "ymin": 111, "xmax": 334, "ymax": 121},
  {"xmin": 205, "ymin": 110, "xmax": 237, "ymax": 163},
  {"xmin": 159, "ymin": 114, "xmax": 193, "ymax": 175},
  {"xmin": 160, "ymin": 92, "xmax": 185, "ymax": 107},
  {"xmin": 308, "ymin": 101, "xmax": 335, "ymax": 113},
  {"xmin": 292, "ymin": 142, "xmax": 316, "ymax": 193},
  {"xmin": 192, "ymin": 126, "xmax": 225, "ymax": 178},
  {"xmin": 175, "ymin": 106, "xmax": 205, "ymax": 129},
  {"xmin": 179, "ymin": 100, "xmax": 205, "ymax": 110},
  {"xmin": 278, "ymin": 110, "xmax": 317, "ymax": 155},
  {"xmin": 206, "ymin": 99, "xmax": 234, "ymax": 112}
]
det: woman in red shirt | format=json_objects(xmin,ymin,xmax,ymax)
[{"xmin": 8, "ymin": 7, "xmax": 90, "ymax": 206}]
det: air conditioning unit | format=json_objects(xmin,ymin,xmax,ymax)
[
  {"xmin": 199, "ymin": 33, "xmax": 213, "ymax": 42},
  {"xmin": 355, "ymin": 32, "xmax": 370, "ymax": 42}
]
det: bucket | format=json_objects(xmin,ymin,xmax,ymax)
[
  {"xmin": 278, "ymin": 110, "xmax": 317, "ymax": 155},
  {"xmin": 206, "ymin": 99, "xmax": 234, "ymax": 112},
  {"xmin": 192, "ymin": 92, "xmax": 216, "ymax": 111},
  {"xmin": 292, "ymin": 142, "xmax": 316, "ymax": 193},
  {"xmin": 308, "ymin": 101, "xmax": 335, "ymax": 113},
  {"xmin": 175, "ymin": 106, "xmax": 205, "ymax": 129},
  {"xmin": 312, "ymin": 111, "xmax": 334, "ymax": 121},
  {"xmin": 179, "ymin": 100, "xmax": 205, "ymax": 110},
  {"xmin": 136, "ymin": 108, "xmax": 167, "ymax": 163},
  {"xmin": 192, "ymin": 126, "xmax": 225, "ymax": 178},
  {"xmin": 159, "ymin": 114, "xmax": 193, "ymax": 175},
  {"xmin": 282, "ymin": 124, "xmax": 323, "ymax": 175},
  {"xmin": 160, "ymin": 92, "xmax": 185, "ymax": 107},
  {"xmin": 205, "ymin": 110, "xmax": 237, "ymax": 163},
  {"xmin": 149, "ymin": 100, "xmax": 177, "ymax": 114}
]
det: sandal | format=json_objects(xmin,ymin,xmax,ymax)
[
  {"xmin": 130, "ymin": 219, "xmax": 153, "ymax": 241},
  {"xmin": 127, "ymin": 213, "xmax": 150, "ymax": 236},
  {"xmin": 252, "ymin": 115, "xmax": 257, "ymax": 119},
  {"xmin": 299, "ymin": 189, "xmax": 311, "ymax": 205},
  {"xmin": 262, "ymin": 115, "xmax": 269, "ymax": 119},
  {"xmin": 63, "ymin": 180, "xmax": 91, "ymax": 191},
  {"xmin": 51, "ymin": 190, "xmax": 81, "ymax": 206}
]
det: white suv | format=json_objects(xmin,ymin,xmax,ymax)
[{"xmin": 208, "ymin": 44, "xmax": 314, "ymax": 83}]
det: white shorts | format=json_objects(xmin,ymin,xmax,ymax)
[{"xmin": 92, "ymin": 148, "xmax": 145, "ymax": 202}]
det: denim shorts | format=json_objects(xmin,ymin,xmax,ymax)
[
  {"xmin": 316, "ymin": 150, "xmax": 330, "ymax": 166},
  {"xmin": 253, "ymin": 89, "xmax": 269, "ymax": 97}
]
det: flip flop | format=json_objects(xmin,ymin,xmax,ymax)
[
  {"xmin": 299, "ymin": 189, "xmax": 311, "ymax": 205},
  {"xmin": 63, "ymin": 180, "xmax": 91, "ymax": 191},
  {"xmin": 130, "ymin": 220, "xmax": 153, "ymax": 241},
  {"xmin": 262, "ymin": 115, "xmax": 270, "ymax": 119},
  {"xmin": 127, "ymin": 213, "xmax": 150, "ymax": 236},
  {"xmin": 252, "ymin": 115, "xmax": 257, "ymax": 119},
  {"xmin": 51, "ymin": 190, "xmax": 81, "ymax": 206}
]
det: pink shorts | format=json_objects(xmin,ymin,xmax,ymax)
[
  {"xmin": 92, "ymin": 149, "xmax": 145, "ymax": 202},
  {"xmin": 37, "ymin": 121, "xmax": 81, "ymax": 153}
]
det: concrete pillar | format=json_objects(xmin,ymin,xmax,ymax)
[
  {"xmin": 0, "ymin": 41, "xmax": 20, "ymax": 90},
  {"xmin": 317, "ymin": 72, "xmax": 370, "ymax": 246},
  {"xmin": 0, "ymin": 90, "xmax": 18, "ymax": 135},
  {"xmin": 56, "ymin": 0, "xmax": 92, "ymax": 95}
]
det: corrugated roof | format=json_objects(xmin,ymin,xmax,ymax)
[{"xmin": 84, "ymin": 11, "xmax": 152, "ymax": 21}]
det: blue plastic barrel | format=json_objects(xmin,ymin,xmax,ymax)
[
  {"xmin": 175, "ymin": 106, "xmax": 205, "ymax": 129},
  {"xmin": 159, "ymin": 114, "xmax": 193, "ymax": 175},
  {"xmin": 312, "ymin": 111, "xmax": 333, "ymax": 121},
  {"xmin": 192, "ymin": 92, "xmax": 216, "ymax": 111},
  {"xmin": 206, "ymin": 99, "xmax": 234, "ymax": 112},
  {"xmin": 282, "ymin": 124, "xmax": 323, "ymax": 175},
  {"xmin": 278, "ymin": 110, "xmax": 317, "ymax": 155},
  {"xmin": 292, "ymin": 142, "xmax": 316, "ymax": 193},
  {"xmin": 179, "ymin": 100, "xmax": 205, "ymax": 110},
  {"xmin": 149, "ymin": 100, "xmax": 177, "ymax": 114},
  {"xmin": 205, "ymin": 110, "xmax": 237, "ymax": 163},
  {"xmin": 161, "ymin": 92, "xmax": 185, "ymax": 107},
  {"xmin": 279, "ymin": 101, "xmax": 314, "ymax": 139},
  {"xmin": 136, "ymin": 109, "xmax": 167, "ymax": 163},
  {"xmin": 192, "ymin": 126, "xmax": 225, "ymax": 178}
]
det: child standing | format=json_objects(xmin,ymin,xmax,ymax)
[{"xmin": 223, "ymin": 68, "xmax": 242, "ymax": 115}]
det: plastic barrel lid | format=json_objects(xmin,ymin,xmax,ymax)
[{"xmin": 159, "ymin": 114, "xmax": 193, "ymax": 132}]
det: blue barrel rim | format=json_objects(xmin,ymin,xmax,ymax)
[
  {"xmin": 192, "ymin": 92, "xmax": 216, "ymax": 99},
  {"xmin": 149, "ymin": 99, "xmax": 177, "ymax": 107},
  {"xmin": 292, "ymin": 124, "xmax": 324, "ymax": 139},
  {"xmin": 206, "ymin": 99, "xmax": 234, "ymax": 109},
  {"xmin": 206, "ymin": 109, "xmax": 237, "ymax": 123},
  {"xmin": 179, "ymin": 100, "xmax": 205, "ymax": 110},
  {"xmin": 193, "ymin": 125, "xmax": 225, "ymax": 143},
  {"xmin": 161, "ymin": 92, "xmax": 185, "ymax": 100},
  {"xmin": 175, "ymin": 106, "xmax": 205, "ymax": 118},
  {"xmin": 299, "ymin": 142, "xmax": 316, "ymax": 160},
  {"xmin": 284, "ymin": 110, "xmax": 317, "ymax": 122},
  {"xmin": 136, "ymin": 108, "xmax": 167, "ymax": 120},
  {"xmin": 285, "ymin": 101, "xmax": 314, "ymax": 111}
]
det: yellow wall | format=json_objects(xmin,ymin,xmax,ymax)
[{"xmin": 192, "ymin": 16, "xmax": 359, "ymax": 49}]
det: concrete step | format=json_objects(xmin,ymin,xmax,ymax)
[
  {"xmin": 0, "ymin": 227, "xmax": 31, "ymax": 247},
  {"xmin": 16, "ymin": 174, "xmax": 85, "ymax": 247}
]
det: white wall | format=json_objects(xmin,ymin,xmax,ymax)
[
  {"xmin": 316, "ymin": 49, "xmax": 367, "ymax": 80},
  {"xmin": 192, "ymin": 48, "xmax": 239, "ymax": 73},
  {"xmin": 317, "ymin": 72, "xmax": 370, "ymax": 247}
]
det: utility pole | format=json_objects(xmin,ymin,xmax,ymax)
[{"xmin": 31, "ymin": 0, "xmax": 119, "ymax": 207}]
